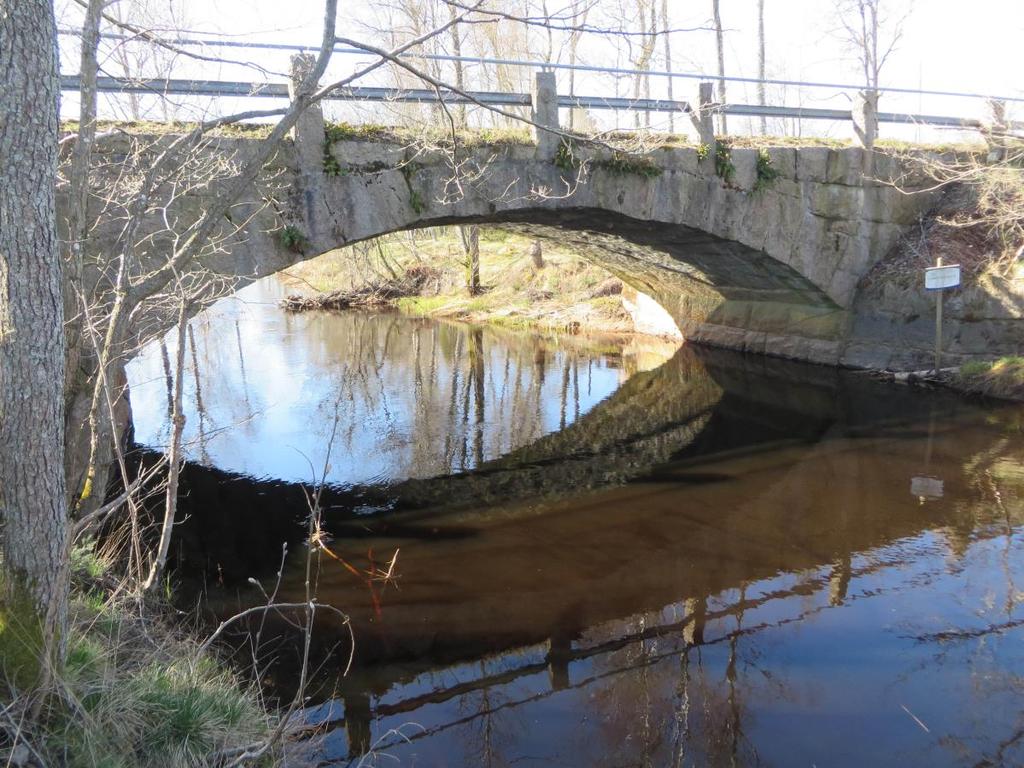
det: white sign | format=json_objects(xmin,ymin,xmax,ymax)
[
  {"xmin": 911, "ymin": 476, "xmax": 944, "ymax": 499},
  {"xmin": 925, "ymin": 264, "xmax": 961, "ymax": 291}
]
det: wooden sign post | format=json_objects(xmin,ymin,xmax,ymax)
[{"xmin": 924, "ymin": 257, "xmax": 962, "ymax": 373}]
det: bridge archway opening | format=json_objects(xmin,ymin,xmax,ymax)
[{"xmin": 274, "ymin": 208, "xmax": 843, "ymax": 357}]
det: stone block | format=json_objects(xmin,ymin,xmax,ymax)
[
  {"xmin": 863, "ymin": 185, "xmax": 934, "ymax": 224},
  {"xmin": 840, "ymin": 341, "xmax": 894, "ymax": 370},
  {"xmin": 766, "ymin": 147, "xmax": 797, "ymax": 179},
  {"xmin": 806, "ymin": 183, "xmax": 864, "ymax": 220},
  {"xmin": 795, "ymin": 147, "xmax": 830, "ymax": 182},
  {"xmin": 730, "ymin": 148, "xmax": 759, "ymax": 191},
  {"xmin": 692, "ymin": 323, "xmax": 748, "ymax": 351},
  {"xmin": 871, "ymin": 152, "xmax": 902, "ymax": 184},
  {"xmin": 331, "ymin": 140, "xmax": 402, "ymax": 169},
  {"xmin": 826, "ymin": 148, "xmax": 866, "ymax": 185},
  {"xmin": 827, "ymin": 268, "xmax": 860, "ymax": 306},
  {"xmin": 742, "ymin": 330, "xmax": 769, "ymax": 355},
  {"xmin": 665, "ymin": 146, "xmax": 700, "ymax": 174}
]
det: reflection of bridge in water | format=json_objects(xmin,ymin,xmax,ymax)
[
  {"xmin": 307, "ymin": 409, "xmax": 1020, "ymax": 764},
  {"xmin": 167, "ymin": 346, "xmax": 1024, "ymax": 763}
]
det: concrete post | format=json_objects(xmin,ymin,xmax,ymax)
[
  {"xmin": 287, "ymin": 54, "xmax": 327, "ymax": 249},
  {"xmin": 532, "ymin": 70, "xmax": 560, "ymax": 156},
  {"xmin": 853, "ymin": 89, "xmax": 878, "ymax": 178},
  {"xmin": 288, "ymin": 53, "xmax": 326, "ymax": 171},
  {"xmin": 691, "ymin": 82, "xmax": 717, "ymax": 173}
]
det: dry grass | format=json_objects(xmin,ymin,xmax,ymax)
[
  {"xmin": 59, "ymin": 120, "xmax": 276, "ymax": 139},
  {"xmin": 955, "ymin": 357, "xmax": 1024, "ymax": 401},
  {"xmin": 1, "ymin": 543, "xmax": 272, "ymax": 768}
]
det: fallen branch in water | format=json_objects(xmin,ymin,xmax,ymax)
[{"xmin": 281, "ymin": 265, "xmax": 441, "ymax": 312}]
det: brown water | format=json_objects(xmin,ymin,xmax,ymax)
[{"xmin": 127, "ymin": 279, "xmax": 1024, "ymax": 767}]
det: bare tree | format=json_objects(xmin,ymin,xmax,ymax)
[
  {"xmin": 0, "ymin": 0, "xmax": 69, "ymax": 672},
  {"xmin": 632, "ymin": 0, "xmax": 658, "ymax": 130},
  {"xmin": 105, "ymin": 0, "xmax": 191, "ymax": 121},
  {"xmin": 460, "ymin": 223, "xmax": 481, "ymax": 294},
  {"xmin": 833, "ymin": 0, "xmax": 910, "ymax": 91},
  {"xmin": 661, "ymin": 0, "xmax": 674, "ymax": 132},
  {"xmin": 712, "ymin": 0, "xmax": 727, "ymax": 133},
  {"xmin": 757, "ymin": 0, "xmax": 767, "ymax": 134}
]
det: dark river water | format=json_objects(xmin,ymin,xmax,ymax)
[{"xmin": 127, "ymin": 277, "xmax": 1024, "ymax": 768}]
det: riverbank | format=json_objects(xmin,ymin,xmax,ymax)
[
  {"xmin": 0, "ymin": 544, "xmax": 273, "ymax": 768},
  {"xmin": 280, "ymin": 227, "xmax": 640, "ymax": 336},
  {"xmin": 950, "ymin": 356, "xmax": 1024, "ymax": 401},
  {"xmin": 879, "ymin": 357, "xmax": 1024, "ymax": 403}
]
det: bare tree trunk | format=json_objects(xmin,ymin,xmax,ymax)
[
  {"xmin": 0, "ymin": 0, "xmax": 69, "ymax": 668},
  {"xmin": 644, "ymin": 1, "xmax": 656, "ymax": 129},
  {"xmin": 757, "ymin": 0, "xmax": 767, "ymax": 134},
  {"xmin": 632, "ymin": 0, "xmax": 656, "ymax": 129},
  {"xmin": 541, "ymin": 0, "xmax": 554, "ymax": 63},
  {"xmin": 712, "ymin": 0, "xmax": 727, "ymax": 134},
  {"xmin": 461, "ymin": 225, "xmax": 481, "ymax": 295},
  {"xmin": 65, "ymin": 0, "xmax": 104, "ymax": 421},
  {"xmin": 661, "ymin": 0, "xmax": 674, "ymax": 132},
  {"xmin": 447, "ymin": 1, "xmax": 467, "ymax": 128},
  {"xmin": 530, "ymin": 240, "xmax": 545, "ymax": 269},
  {"xmin": 566, "ymin": 1, "xmax": 589, "ymax": 130},
  {"xmin": 143, "ymin": 298, "xmax": 188, "ymax": 591}
]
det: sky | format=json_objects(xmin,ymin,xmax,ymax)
[{"xmin": 56, "ymin": 0, "xmax": 1024, "ymax": 142}]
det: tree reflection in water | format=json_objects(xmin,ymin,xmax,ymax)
[{"xmin": 126, "ymin": 276, "xmax": 1024, "ymax": 767}]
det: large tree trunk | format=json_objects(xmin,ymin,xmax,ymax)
[{"xmin": 0, "ymin": 0, "xmax": 69, "ymax": 666}]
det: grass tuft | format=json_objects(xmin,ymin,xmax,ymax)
[
  {"xmin": 2, "ymin": 550, "xmax": 271, "ymax": 768},
  {"xmin": 955, "ymin": 356, "xmax": 1024, "ymax": 401}
]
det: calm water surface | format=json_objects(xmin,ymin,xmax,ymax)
[{"xmin": 128, "ymin": 277, "xmax": 1024, "ymax": 768}]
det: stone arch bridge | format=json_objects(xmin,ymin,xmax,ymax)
[{"xmin": 79, "ymin": 105, "xmax": 941, "ymax": 367}]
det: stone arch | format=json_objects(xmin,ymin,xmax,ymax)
[
  {"xmin": 82, "ymin": 134, "xmax": 935, "ymax": 365},
  {"xmin": 258, "ymin": 204, "xmax": 849, "ymax": 365}
]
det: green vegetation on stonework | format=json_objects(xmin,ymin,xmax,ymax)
[
  {"xmin": 598, "ymin": 130, "xmax": 693, "ymax": 149},
  {"xmin": 458, "ymin": 127, "xmax": 533, "ymax": 147},
  {"xmin": 323, "ymin": 140, "xmax": 343, "ymax": 176},
  {"xmin": 715, "ymin": 143, "xmax": 735, "ymax": 183},
  {"xmin": 754, "ymin": 148, "xmax": 781, "ymax": 192},
  {"xmin": 324, "ymin": 122, "xmax": 393, "ymax": 143},
  {"xmin": 59, "ymin": 119, "xmax": 276, "ymax": 139},
  {"xmin": 723, "ymin": 134, "xmax": 849, "ymax": 149},
  {"xmin": 320, "ymin": 122, "xmax": 532, "ymax": 151},
  {"xmin": 552, "ymin": 139, "xmax": 580, "ymax": 172},
  {"xmin": 323, "ymin": 123, "xmax": 393, "ymax": 175},
  {"xmin": 696, "ymin": 142, "xmax": 711, "ymax": 162},
  {"xmin": 875, "ymin": 137, "xmax": 989, "ymax": 155},
  {"xmin": 400, "ymin": 163, "xmax": 426, "ymax": 214},
  {"xmin": 956, "ymin": 356, "xmax": 1024, "ymax": 401},
  {"xmin": 278, "ymin": 224, "xmax": 308, "ymax": 253},
  {"xmin": 593, "ymin": 151, "xmax": 662, "ymax": 178}
]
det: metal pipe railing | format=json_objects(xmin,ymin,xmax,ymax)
[
  {"xmin": 63, "ymin": 75, "xmax": 1018, "ymax": 129},
  {"xmin": 58, "ymin": 29, "xmax": 1024, "ymax": 105}
]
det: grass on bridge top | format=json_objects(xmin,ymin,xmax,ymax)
[{"xmin": 60, "ymin": 118, "xmax": 985, "ymax": 156}]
